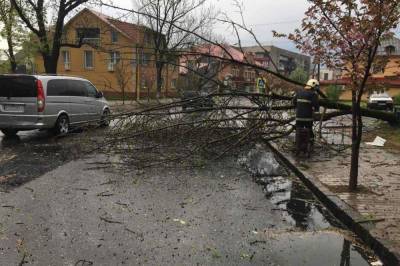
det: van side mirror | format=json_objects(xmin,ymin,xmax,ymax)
[{"xmin": 96, "ymin": 91, "xmax": 104, "ymax": 98}]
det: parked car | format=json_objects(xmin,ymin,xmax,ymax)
[
  {"xmin": 367, "ymin": 92, "xmax": 393, "ymax": 111},
  {"xmin": 0, "ymin": 74, "xmax": 110, "ymax": 137},
  {"xmin": 180, "ymin": 90, "xmax": 214, "ymax": 110}
]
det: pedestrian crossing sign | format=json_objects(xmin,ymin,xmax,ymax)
[{"xmin": 256, "ymin": 78, "xmax": 266, "ymax": 92}]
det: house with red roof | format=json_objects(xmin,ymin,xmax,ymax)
[
  {"xmin": 34, "ymin": 8, "xmax": 178, "ymax": 99},
  {"xmin": 179, "ymin": 44, "xmax": 261, "ymax": 91}
]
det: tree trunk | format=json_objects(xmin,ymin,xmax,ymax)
[
  {"xmin": 156, "ymin": 61, "xmax": 163, "ymax": 99},
  {"xmin": 6, "ymin": 34, "xmax": 17, "ymax": 73},
  {"xmin": 122, "ymin": 87, "xmax": 125, "ymax": 105},
  {"xmin": 42, "ymin": 54, "xmax": 58, "ymax": 74},
  {"xmin": 319, "ymin": 98, "xmax": 398, "ymax": 124},
  {"xmin": 349, "ymin": 93, "xmax": 363, "ymax": 191}
]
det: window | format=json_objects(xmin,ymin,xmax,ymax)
[
  {"xmin": 144, "ymin": 32, "xmax": 152, "ymax": 45},
  {"xmin": 385, "ymin": 45, "xmax": 396, "ymax": 55},
  {"xmin": 324, "ymin": 73, "xmax": 329, "ymax": 80},
  {"xmin": 47, "ymin": 80, "xmax": 68, "ymax": 96},
  {"xmin": 62, "ymin": 51, "xmax": 70, "ymax": 70},
  {"xmin": 110, "ymin": 51, "xmax": 121, "ymax": 64},
  {"xmin": 244, "ymin": 71, "xmax": 251, "ymax": 80},
  {"xmin": 84, "ymin": 51, "xmax": 94, "ymax": 69},
  {"xmin": 111, "ymin": 30, "xmax": 118, "ymax": 43},
  {"xmin": 83, "ymin": 81, "xmax": 98, "ymax": 97},
  {"xmin": 76, "ymin": 28, "xmax": 100, "ymax": 45},
  {"xmin": 255, "ymin": 52, "xmax": 268, "ymax": 60},
  {"xmin": 48, "ymin": 79, "xmax": 87, "ymax": 97},
  {"xmin": 244, "ymin": 70, "xmax": 255, "ymax": 81},
  {"xmin": 0, "ymin": 76, "xmax": 36, "ymax": 97},
  {"xmin": 76, "ymin": 28, "xmax": 100, "ymax": 39},
  {"xmin": 66, "ymin": 80, "xmax": 87, "ymax": 96},
  {"xmin": 108, "ymin": 51, "xmax": 120, "ymax": 71},
  {"xmin": 142, "ymin": 53, "xmax": 150, "ymax": 66},
  {"xmin": 232, "ymin": 67, "xmax": 240, "ymax": 77},
  {"xmin": 171, "ymin": 79, "xmax": 177, "ymax": 89}
]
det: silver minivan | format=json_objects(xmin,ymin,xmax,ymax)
[{"xmin": 0, "ymin": 75, "xmax": 110, "ymax": 136}]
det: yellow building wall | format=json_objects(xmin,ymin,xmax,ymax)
[
  {"xmin": 337, "ymin": 56, "xmax": 400, "ymax": 101},
  {"xmin": 373, "ymin": 56, "xmax": 400, "ymax": 78}
]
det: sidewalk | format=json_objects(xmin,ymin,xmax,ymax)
[{"xmin": 270, "ymin": 138, "xmax": 400, "ymax": 264}]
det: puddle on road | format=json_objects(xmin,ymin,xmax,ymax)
[
  {"xmin": 255, "ymin": 175, "xmax": 381, "ymax": 265},
  {"xmin": 240, "ymin": 145, "xmax": 381, "ymax": 265},
  {"xmin": 259, "ymin": 175, "xmax": 339, "ymax": 230},
  {"xmin": 260, "ymin": 230, "xmax": 376, "ymax": 266}
]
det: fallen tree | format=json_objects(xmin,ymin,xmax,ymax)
[
  {"xmin": 71, "ymin": 1, "xmax": 400, "ymax": 189},
  {"xmin": 319, "ymin": 99, "xmax": 398, "ymax": 125}
]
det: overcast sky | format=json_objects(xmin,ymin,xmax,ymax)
[
  {"xmin": 109, "ymin": 0, "xmax": 310, "ymax": 50},
  {"xmin": 0, "ymin": 0, "xmax": 309, "ymax": 52}
]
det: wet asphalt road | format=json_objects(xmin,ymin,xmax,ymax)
[
  {"xmin": 0, "ymin": 129, "xmax": 103, "ymax": 190},
  {"xmin": 0, "ymin": 130, "xmax": 377, "ymax": 265}
]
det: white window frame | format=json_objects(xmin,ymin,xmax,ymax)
[
  {"xmin": 62, "ymin": 50, "xmax": 70, "ymax": 70},
  {"xmin": 108, "ymin": 51, "xmax": 120, "ymax": 72},
  {"xmin": 111, "ymin": 30, "xmax": 118, "ymax": 43},
  {"xmin": 110, "ymin": 51, "xmax": 121, "ymax": 64},
  {"xmin": 84, "ymin": 50, "xmax": 94, "ymax": 69}
]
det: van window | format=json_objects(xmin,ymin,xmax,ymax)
[
  {"xmin": 0, "ymin": 75, "xmax": 37, "ymax": 97},
  {"xmin": 47, "ymin": 79, "xmax": 68, "ymax": 96},
  {"xmin": 66, "ymin": 80, "xmax": 87, "ymax": 97},
  {"xmin": 83, "ymin": 81, "xmax": 98, "ymax": 97}
]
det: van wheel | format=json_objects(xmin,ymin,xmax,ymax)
[
  {"xmin": 54, "ymin": 114, "xmax": 69, "ymax": 135},
  {"xmin": 100, "ymin": 109, "xmax": 111, "ymax": 127},
  {"xmin": 1, "ymin": 129, "xmax": 18, "ymax": 137}
]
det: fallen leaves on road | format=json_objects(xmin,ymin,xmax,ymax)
[
  {"xmin": 173, "ymin": 218, "xmax": 187, "ymax": 225},
  {"xmin": 0, "ymin": 174, "xmax": 16, "ymax": 183},
  {"xmin": 0, "ymin": 154, "xmax": 16, "ymax": 164}
]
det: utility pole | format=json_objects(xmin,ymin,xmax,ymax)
[{"xmin": 136, "ymin": 46, "xmax": 140, "ymax": 101}]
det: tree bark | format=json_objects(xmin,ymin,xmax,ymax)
[
  {"xmin": 6, "ymin": 33, "xmax": 17, "ymax": 73},
  {"xmin": 10, "ymin": 0, "xmax": 88, "ymax": 74},
  {"xmin": 42, "ymin": 54, "xmax": 58, "ymax": 74},
  {"xmin": 156, "ymin": 61, "xmax": 164, "ymax": 99},
  {"xmin": 319, "ymin": 99, "xmax": 398, "ymax": 124},
  {"xmin": 349, "ymin": 93, "xmax": 362, "ymax": 191}
]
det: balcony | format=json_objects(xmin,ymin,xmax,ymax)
[
  {"xmin": 76, "ymin": 38, "xmax": 100, "ymax": 47},
  {"xmin": 64, "ymin": 62, "xmax": 71, "ymax": 71}
]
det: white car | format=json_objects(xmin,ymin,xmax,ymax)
[{"xmin": 367, "ymin": 92, "xmax": 393, "ymax": 111}]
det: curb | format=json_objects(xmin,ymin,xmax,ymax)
[{"xmin": 265, "ymin": 140, "xmax": 400, "ymax": 266}]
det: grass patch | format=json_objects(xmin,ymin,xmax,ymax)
[
  {"xmin": 105, "ymin": 95, "xmax": 136, "ymax": 101},
  {"xmin": 339, "ymin": 100, "xmax": 367, "ymax": 108}
]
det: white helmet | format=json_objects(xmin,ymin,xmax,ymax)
[{"xmin": 305, "ymin": 79, "xmax": 319, "ymax": 90}]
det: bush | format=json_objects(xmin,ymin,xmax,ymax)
[
  {"xmin": 326, "ymin": 85, "xmax": 342, "ymax": 101},
  {"xmin": 394, "ymin": 95, "xmax": 400, "ymax": 106},
  {"xmin": 289, "ymin": 67, "xmax": 308, "ymax": 84}
]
